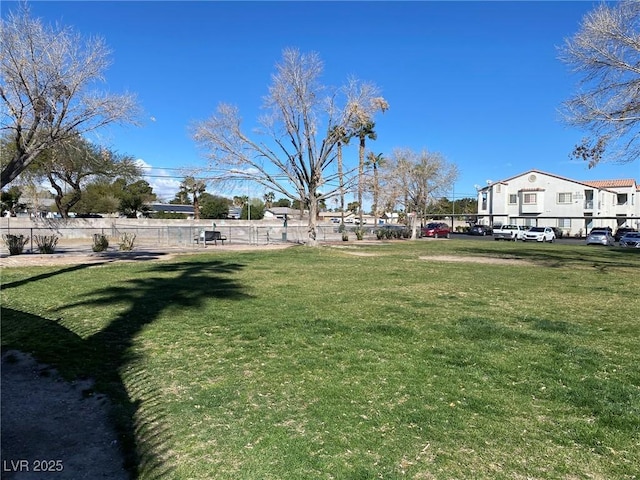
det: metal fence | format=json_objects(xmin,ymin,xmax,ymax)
[{"xmin": 0, "ymin": 222, "xmax": 375, "ymax": 251}]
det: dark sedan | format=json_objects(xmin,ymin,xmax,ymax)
[
  {"xmin": 619, "ymin": 232, "xmax": 640, "ymax": 248},
  {"xmin": 614, "ymin": 227, "xmax": 637, "ymax": 242},
  {"xmin": 469, "ymin": 224, "xmax": 492, "ymax": 236}
]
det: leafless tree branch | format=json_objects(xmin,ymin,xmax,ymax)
[
  {"xmin": 192, "ymin": 48, "xmax": 385, "ymax": 245},
  {"xmin": 559, "ymin": 0, "xmax": 640, "ymax": 166},
  {"xmin": 1, "ymin": 3, "xmax": 140, "ymax": 187}
]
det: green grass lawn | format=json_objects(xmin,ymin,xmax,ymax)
[{"xmin": 2, "ymin": 240, "xmax": 639, "ymax": 479}]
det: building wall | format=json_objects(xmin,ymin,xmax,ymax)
[{"xmin": 477, "ymin": 171, "xmax": 639, "ymax": 236}]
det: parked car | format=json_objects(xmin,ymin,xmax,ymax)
[
  {"xmin": 421, "ymin": 222, "xmax": 450, "ymax": 238},
  {"xmin": 619, "ymin": 231, "xmax": 640, "ymax": 248},
  {"xmin": 493, "ymin": 224, "xmax": 528, "ymax": 241},
  {"xmin": 614, "ymin": 227, "xmax": 637, "ymax": 242},
  {"xmin": 586, "ymin": 230, "xmax": 615, "ymax": 246},
  {"xmin": 469, "ymin": 224, "xmax": 492, "ymax": 236},
  {"xmin": 522, "ymin": 226, "xmax": 556, "ymax": 242},
  {"xmin": 589, "ymin": 226, "xmax": 613, "ymax": 235}
]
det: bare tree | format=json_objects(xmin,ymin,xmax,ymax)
[
  {"xmin": 192, "ymin": 48, "xmax": 384, "ymax": 245},
  {"xmin": 559, "ymin": 0, "xmax": 640, "ymax": 167},
  {"xmin": 380, "ymin": 148, "xmax": 458, "ymax": 239},
  {"xmin": 0, "ymin": 4, "xmax": 139, "ymax": 187}
]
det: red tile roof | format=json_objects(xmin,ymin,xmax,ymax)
[{"xmin": 583, "ymin": 179, "xmax": 636, "ymax": 189}]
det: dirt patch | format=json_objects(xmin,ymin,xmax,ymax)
[
  {"xmin": 419, "ymin": 255, "xmax": 534, "ymax": 266},
  {"xmin": 338, "ymin": 250, "xmax": 379, "ymax": 256},
  {"xmin": 1, "ymin": 350, "xmax": 129, "ymax": 479}
]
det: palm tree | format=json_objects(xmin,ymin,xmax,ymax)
[
  {"xmin": 366, "ymin": 152, "xmax": 385, "ymax": 227},
  {"xmin": 180, "ymin": 176, "xmax": 206, "ymax": 220},
  {"xmin": 329, "ymin": 125, "xmax": 353, "ymax": 225},
  {"xmin": 263, "ymin": 191, "xmax": 275, "ymax": 209},
  {"xmin": 354, "ymin": 120, "xmax": 376, "ymax": 226}
]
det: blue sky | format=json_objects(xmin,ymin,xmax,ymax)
[{"xmin": 6, "ymin": 1, "xmax": 640, "ymax": 204}]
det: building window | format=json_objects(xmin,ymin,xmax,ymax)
[
  {"xmin": 617, "ymin": 193, "xmax": 628, "ymax": 205},
  {"xmin": 508, "ymin": 194, "xmax": 517, "ymax": 204},
  {"xmin": 557, "ymin": 192, "xmax": 572, "ymax": 204},
  {"xmin": 558, "ymin": 218, "xmax": 571, "ymax": 228},
  {"xmin": 481, "ymin": 192, "xmax": 487, "ymax": 210},
  {"xmin": 523, "ymin": 193, "xmax": 537, "ymax": 204}
]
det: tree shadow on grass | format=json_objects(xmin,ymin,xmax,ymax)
[
  {"xmin": 2, "ymin": 263, "xmax": 102, "ymax": 290},
  {"xmin": 1, "ymin": 259, "xmax": 249, "ymax": 478}
]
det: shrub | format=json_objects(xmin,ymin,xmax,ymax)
[
  {"xmin": 92, "ymin": 234, "xmax": 109, "ymax": 252},
  {"xmin": 2, "ymin": 234, "xmax": 28, "ymax": 255},
  {"xmin": 119, "ymin": 233, "xmax": 136, "ymax": 251},
  {"xmin": 34, "ymin": 235, "xmax": 59, "ymax": 254},
  {"xmin": 355, "ymin": 228, "xmax": 364, "ymax": 240},
  {"xmin": 342, "ymin": 232, "xmax": 349, "ymax": 241}
]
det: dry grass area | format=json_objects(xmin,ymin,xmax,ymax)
[
  {"xmin": 418, "ymin": 254, "xmax": 534, "ymax": 265},
  {"xmin": 331, "ymin": 245, "xmax": 533, "ymax": 264}
]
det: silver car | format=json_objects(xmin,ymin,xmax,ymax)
[
  {"xmin": 619, "ymin": 232, "xmax": 640, "ymax": 248},
  {"xmin": 586, "ymin": 230, "xmax": 615, "ymax": 246}
]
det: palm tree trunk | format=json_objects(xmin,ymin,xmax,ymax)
[
  {"xmin": 193, "ymin": 193, "xmax": 200, "ymax": 220},
  {"xmin": 338, "ymin": 141, "xmax": 345, "ymax": 224},
  {"xmin": 358, "ymin": 135, "xmax": 365, "ymax": 226},
  {"xmin": 373, "ymin": 163, "xmax": 379, "ymax": 227}
]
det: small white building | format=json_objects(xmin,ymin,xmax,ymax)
[
  {"xmin": 476, "ymin": 170, "xmax": 639, "ymax": 237},
  {"xmin": 263, "ymin": 207, "xmax": 306, "ymax": 220}
]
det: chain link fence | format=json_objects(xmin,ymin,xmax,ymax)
[{"xmin": 0, "ymin": 221, "xmax": 382, "ymax": 252}]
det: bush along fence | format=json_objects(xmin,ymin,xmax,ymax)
[{"xmin": 1, "ymin": 234, "xmax": 61, "ymax": 256}]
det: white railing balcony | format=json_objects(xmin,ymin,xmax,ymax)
[{"xmin": 520, "ymin": 203, "xmax": 543, "ymax": 214}]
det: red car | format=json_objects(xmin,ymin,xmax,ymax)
[{"xmin": 421, "ymin": 222, "xmax": 450, "ymax": 238}]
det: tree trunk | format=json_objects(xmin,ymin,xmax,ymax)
[
  {"xmin": 338, "ymin": 141, "xmax": 345, "ymax": 224},
  {"xmin": 307, "ymin": 194, "xmax": 318, "ymax": 246},
  {"xmin": 373, "ymin": 164, "xmax": 379, "ymax": 227},
  {"xmin": 358, "ymin": 135, "xmax": 365, "ymax": 226},
  {"xmin": 410, "ymin": 212, "xmax": 419, "ymax": 240},
  {"xmin": 47, "ymin": 174, "xmax": 81, "ymax": 218},
  {"xmin": 193, "ymin": 193, "xmax": 200, "ymax": 220}
]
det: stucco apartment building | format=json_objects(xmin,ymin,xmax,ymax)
[{"xmin": 477, "ymin": 169, "xmax": 639, "ymax": 237}]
